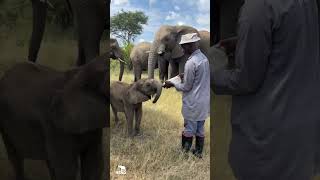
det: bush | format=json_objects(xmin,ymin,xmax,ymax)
[{"xmin": 121, "ymin": 42, "xmax": 133, "ymax": 70}]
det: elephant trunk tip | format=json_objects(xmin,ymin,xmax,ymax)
[{"xmin": 152, "ymin": 81, "xmax": 162, "ymax": 103}]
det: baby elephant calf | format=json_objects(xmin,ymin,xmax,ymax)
[{"xmin": 110, "ymin": 78, "xmax": 162, "ymax": 136}]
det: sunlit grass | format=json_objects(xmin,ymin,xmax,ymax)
[{"xmin": 110, "ymin": 63, "xmax": 210, "ymax": 180}]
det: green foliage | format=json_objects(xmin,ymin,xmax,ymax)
[
  {"xmin": 0, "ymin": 0, "xmax": 73, "ymax": 31},
  {"xmin": 47, "ymin": 0, "xmax": 73, "ymax": 30},
  {"xmin": 121, "ymin": 42, "xmax": 133, "ymax": 69},
  {"xmin": 110, "ymin": 42, "xmax": 133, "ymax": 71},
  {"xmin": 111, "ymin": 10, "xmax": 148, "ymax": 44},
  {"xmin": 0, "ymin": 0, "xmax": 29, "ymax": 30}
]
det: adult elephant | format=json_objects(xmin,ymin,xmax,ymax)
[
  {"xmin": 130, "ymin": 42, "xmax": 160, "ymax": 81},
  {"xmin": 28, "ymin": 0, "xmax": 107, "ymax": 65},
  {"xmin": 0, "ymin": 53, "xmax": 108, "ymax": 180},
  {"xmin": 147, "ymin": 25, "xmax": 210, "ymax": 81},
  {"xmin": 110, "ymin": 38, "xmax": 125, "ymax": 81}
]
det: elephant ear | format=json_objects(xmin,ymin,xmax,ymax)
[
  {"xmin": 127, "ymin": 81, "xmax": 150, "ymax": 104},
  {"xmin": 171, "ymin": 26, "xmax": 199, "ymax": 59},
  {"xmin": 171, "ymin": 44, "xmax": 184, "ymax": 59},
  {"xmin": 51, "ymin": 58, "xmax": 108, "ymax": 134}
]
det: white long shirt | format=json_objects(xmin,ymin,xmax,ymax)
[{"xmin": 174, "ymin": 49, "xmax": 210, "ymax": 121}]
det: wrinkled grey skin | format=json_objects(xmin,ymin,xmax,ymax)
[
  {"xmin": 130, "ymin": 42, "xmax": 160, "ymax": 81},
  {"xmin": 0, "ymin": 54, "xmax": 108, "ymax": 180},
  {"xmin": 110, "ymin": 79, "xmax": 162, "ymax": 137},
  {"xmin": 147, "ymin": 25, "xmax": 210, "ymax": 81},
  {"xmin": 110, "ymin": 38, "xmax": 125, "ymax": 81},
  {"xmin": 28, "ymin": 0, "xmax": 107, "ymax": 66}
]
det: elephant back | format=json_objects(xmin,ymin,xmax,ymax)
[
  {"xmin": 199, "ymin": 30, "xmax": 210, "ymax": 55},
  {"xmin": 130, "ymin": 42, "xmax": 151, "ymax": 69}
]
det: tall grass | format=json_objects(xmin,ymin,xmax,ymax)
[{"xmin": 110, "ymin": 63, "xmax": 210, "ymax": 180}]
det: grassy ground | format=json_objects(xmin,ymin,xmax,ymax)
[{"xmin": 110, "ymin": 64, "xmax": 210, "ymax": 180}]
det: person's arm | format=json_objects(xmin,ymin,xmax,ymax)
[
  {"xmin": 212, "ymin": 1, "xmax": 272, "ymax": 95},
  {"xmin": 175, "ymin": 61, "xmax": 195, "ymax": 92}
]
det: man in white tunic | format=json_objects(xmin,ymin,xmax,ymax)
[{"xmin": 163, "ymin": 33, "xmax": 210, "ymax": 158}]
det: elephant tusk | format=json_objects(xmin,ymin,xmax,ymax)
[
  {"xmin": 39, "ymin": 0, "xmax": 54, "ymax": 9},
  {"xmin": 118, "ymin": 58, "xmax": 127, "ymax": 64},
  {"xmin": 47, "ymin": 1, "xmax": 54, "ymax": 9}
]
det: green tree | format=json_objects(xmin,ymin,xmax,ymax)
[{"xmin": 111, "ymin": 10, "xmax": 148, "ymax": 44}]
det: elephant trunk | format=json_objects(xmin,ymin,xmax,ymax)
[
  {"xmin": 115, "ymin": 51, "xmax": 126, "ymax": 81},
  {"xmin": 119, "ymin": 61, "xmax": 124, "ymax": 81},
  {"xmin": 28, "ymin": 0, "xmax": 48, "ymax": 62},
  {"xmin": 118, "ymin": 52, "xmax": 125, "ymax": 81},
  {"xmin": 148, "ymin": 42, "xmax": 158, "ymax": 79},
  {"xmin": 152, "ymin": 80, "xmax": 162, "ymax": 103},
  {"xmin": 157, "ymin": 44, "xmax": 165, "ymax": 55}
]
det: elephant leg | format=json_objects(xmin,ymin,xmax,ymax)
[
  {"xmin": 80, "ymin": 130, "xmax": 103, "ymax": 180},
  {"xmin": 111, "ymin": 105, "xmax": 119, "ymax": 127},
  {"xmin": 158, "ymin": 57, "xmax": 169, "ymax": 82},
  {"xmin": 124, "ymin": 106, "xmax": 134, "ymax": 137},
  {"xmin": 28, "ymin": 0, "xmax": 48, "ymax": 62},
  {"xmin": 164, "ymin": 60, "xmax": 169, "ymax": 81},
  {"xmin": 133, "ymin": 64, "xmax": 142, "ymax": 82},
  {"xmin": 45, "ymin": 129, "xmax": 79, "ymax": 180},
  {"xmin": 71, "ymin": 0, "xmax": 106, "ymax": 64},
  {"xmin": 75, "ymin": 30, "xmax": 100, "ymax": 66},
  {"xmin": 134, "ymin": 104, "xmax": 142, "ymax": 135},
  {"xmin": 77, "ymin": 44, "xmax": 86, "ymax": 66},
  {"xmin": 136, "ymin": 65, "xmax": 142, "ymax": 82},
  {"xmin": 169, "ymin": 61, "xmax": 179, "ymax": 78},
  {"xmin": 46, "ymin": 160, "xmax": 56, "ymax": 180},
  {"xmin": 47, "ymin": 150, "xmax": 78, "ymax": 180},
  {"xmin": 133, "ymin": 66, "xmax": 137, "ymax": 82},
  {"xmin": 163, "ymin": 60, "xmax": 169, "ymax": 81},
  {"xmin": 1, "ymin": 134, "xmax": 24, "ymax": 180},
  {"xmin": 119, "ymin": 62, "xmax": 125, "ymax": 81}
]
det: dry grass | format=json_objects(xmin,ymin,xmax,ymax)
[{"xmin": 110, "ymin": 65, "xmax": 210, "ymax": 180}]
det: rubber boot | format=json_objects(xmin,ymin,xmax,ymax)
[
  {"xmin": 181, "ymin": 134, "xmax": 193, "ymax": 153},
  {"xmin": 192, "ymin": 136, "xmax": 204, "ymax": 158}
]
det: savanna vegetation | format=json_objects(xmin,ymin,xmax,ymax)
[{"xmin": 109, "ymin": 62, "xmax": 210, "ymax": 180}]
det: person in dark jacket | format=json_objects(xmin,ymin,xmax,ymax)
[{"xmin": 211, "ymin": 0, "xmax": 320, "ymax": 179}]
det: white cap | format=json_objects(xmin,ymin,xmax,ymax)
[{"xmin": 179, "ymin": 33, "xmax": 201, "ymax": 45}]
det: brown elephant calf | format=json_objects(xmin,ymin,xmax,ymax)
[{"xmin": 110, "ymin": 79, "xmax": 162, "ymax": 137}]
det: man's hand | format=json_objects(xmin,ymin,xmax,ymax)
[
  {"xmin": 163, "ymin": 81, "xmax": 174, "ymax": 88},
  {"xmin": 214, "ymin": 36, "xmax": 238, "ymax": 56}
]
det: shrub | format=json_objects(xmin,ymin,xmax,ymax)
[{"xmin": 121, "ymin": 42, "xmax": 133, "ymax": 70}]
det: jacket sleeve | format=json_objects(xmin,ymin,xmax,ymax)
[
  {"xmin": 175, "ymin": 60, "xmax": 195, "ymax": 92},
  {"xmin": 212, "ymin": 1, "xmax": 272, "ymax": 95}
]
